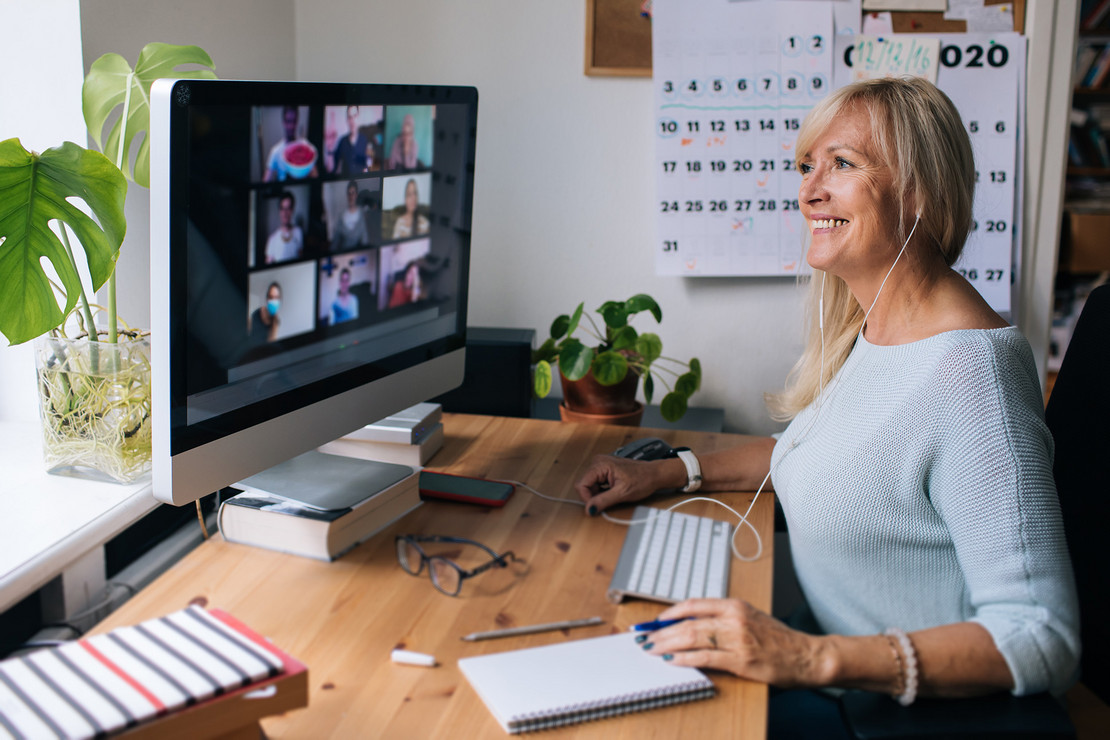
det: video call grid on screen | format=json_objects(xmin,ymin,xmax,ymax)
[{"xmin": 168, "ymin": 81, "xmax": 476, "ymax": 452}]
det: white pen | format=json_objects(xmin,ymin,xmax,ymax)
[{"xmin": 461, "ymin": 616, "xmax": 603, "ymax": 642}]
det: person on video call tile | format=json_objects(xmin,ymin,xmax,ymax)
[
  {"xmin": 248, "ymin": 282, "xmax": 282, "ymax": 344},
  {"xmin": 333, "ymin": 105, "xmax": 370, "ymax": 175},
  {"xmin": 392, "ymin": 178, "xmax": 430, "ymax": 239},
  {"xmin": 264, "ymin": 106, "xmax": 316, "ymax": 182},
  {"xmin": 330, "ymin": 268, "xmax": 360, "ymax": 325},
  {"xmin": 266, "ymin": 191, "xmax": 304, "ymax": 264},
  {"xmin": 387, "ymin": 261, "xmax": 424, "ymax": 308},
  {"xmin": 333, "ymin": 181, "xmax": 370, "ymax": 250},
  {"xmin": 387, "ymin": 113, "xmax": 420, "ymax": 170}
]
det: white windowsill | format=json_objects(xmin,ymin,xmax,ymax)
[{"xmin": 0, "ymin": 421, "xmax": 158, "ymax": 614}]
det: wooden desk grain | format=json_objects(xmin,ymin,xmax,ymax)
[{"xmin": 92, "ymin": 414, "xmax": 773, "ymax": 738}]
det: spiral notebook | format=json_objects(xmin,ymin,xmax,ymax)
[{"xmin": 458, "ymin": 632, "xmax": 716, "ymax": 734}]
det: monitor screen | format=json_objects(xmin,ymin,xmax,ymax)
[{"xmin": 150, "ymin": 80, "xmax": 477, "ymax": 506}]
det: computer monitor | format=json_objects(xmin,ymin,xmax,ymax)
[{"xmin": 149, "ymin": 80, "xmax": 477, "ymax": 506}]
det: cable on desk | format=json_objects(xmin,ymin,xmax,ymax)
[
  {"xmin": 494, "ymin": 479, "xmax": 585, "ymax": 507},
  {"xmin": 493, "ymin": 479, "xmax": 764, "ymax": 562}
]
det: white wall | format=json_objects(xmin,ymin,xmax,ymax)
[
  {"xmin": 294, "ymin": 0, "xmax": 807, "ymax": 434},
  {"xmin": 0, "ymin": 0, "xmax": 87, "ymax": 423},
  {"xmin": 2, "ymin": 1, "xmax": 1067, "ymax": 435},
  {"xmin": 79, "ymin": 0, "xmax": 298, "ymax": 332}
]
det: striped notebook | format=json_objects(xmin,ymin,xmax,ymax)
[{"xmin": 0, "ymin": 606, "xmax": 297, "ymax": 739}]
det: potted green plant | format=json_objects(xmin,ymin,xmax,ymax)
[
  {"xmin": 532, "ymin": 294, "xmax": 702, "ymax": 424},
  {"xmin": 0, "ymin": 43, "xmax": 215, "ymax": 482}
]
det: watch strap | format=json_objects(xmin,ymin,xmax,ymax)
[{"xmin": 675, "ymin": 448, "xmax": 702, "ymax": 493}]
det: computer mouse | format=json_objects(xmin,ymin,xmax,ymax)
[{"xmin": 612, "ymin": 437, "xmax": 679, "ymax": 461}]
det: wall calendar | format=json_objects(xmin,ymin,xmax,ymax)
[{"xmin": 652, "ymin": 0, "xmax": 1024, "ymax": 314}]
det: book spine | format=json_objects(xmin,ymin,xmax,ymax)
[
  {"xmin": 320, "ymin": 423, "xmax": 444, "ymax": 466},
  {"xmin": 1082, "ymin": 0, "xmax": 1110, "ymax": 31},
  {"xmin": 1076, "ymin": 45, "xmax": 1100, "ymax": 88},
  {"xmin": 344, "ymin": 405, "xmax": 443, "ymax": 444}
]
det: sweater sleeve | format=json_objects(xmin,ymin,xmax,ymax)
[{"xmin": 927, "ymin": 335, "xmax": 1080, "ymax": 696}]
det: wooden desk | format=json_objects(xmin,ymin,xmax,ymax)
[{"xmin": 92, "ymin": 414, "xmax": 773, "ymax": 738}]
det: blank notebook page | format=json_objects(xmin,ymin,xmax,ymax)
[{"xmin": 458, "ymin": 632, "xmax": 715, "ymax": 733}]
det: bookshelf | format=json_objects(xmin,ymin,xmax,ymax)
[{"xmin": 1053, "ymin": 20, "xmax": 1110, "ymax": 386}]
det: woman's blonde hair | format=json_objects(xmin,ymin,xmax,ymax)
[{"xmin": 766, "ymin": 77, "xmax": 975, "ymax": 421}]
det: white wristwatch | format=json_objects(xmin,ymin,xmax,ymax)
[{"xmin": 675, "ymin": 448, "xmax": 702, "ymax": 493}]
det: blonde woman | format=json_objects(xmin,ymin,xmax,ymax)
[{"xmin": 574, "ymin": 77, "xmax": 1078, "ymax": 733}]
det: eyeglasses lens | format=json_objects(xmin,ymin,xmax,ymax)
[
  {"xmin": 397, "ymin": 538, "xmax": 423, "ymax": 575},
  {"xmin": 428, "ymin": 557, "xmax": 462, "ymax": 595}
]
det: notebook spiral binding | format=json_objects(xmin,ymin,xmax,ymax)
[{"xmin": 508, "ymin": 683, "xmax": 717, "ymax": 733}]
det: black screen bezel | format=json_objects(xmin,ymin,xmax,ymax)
[{"xmin": 165, "ymin": 80, "xmax": 476, "ymax": 455}]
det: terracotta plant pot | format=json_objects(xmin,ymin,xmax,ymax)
[
  {"xmin": 559, "ymin": 401, "xmax": 644, "ymax": 427},
  {"xmin": 559, "ymin": 370, "xmax": 643, "ymax": 426}
]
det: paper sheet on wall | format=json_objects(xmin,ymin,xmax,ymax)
[
  {"xmin": 653, "ymin": 0, "xmax": 841, "ymax": 276},
  {"xmin": 652, "ymin": 0, "xmax": 1024, "ymax": 314},
  {"xmin": 836, "ymin": 32, "xmax": 1025, "ymax": 313}
]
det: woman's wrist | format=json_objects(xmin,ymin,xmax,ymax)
[
  {"xmin": 816, "ymin": 633, "xmax": 901, "ymax": 692},
  {"xmin": 653, "ymin": 457, "xmax": 690, "ymax": 492},
  {"xmin": 809, "ymin": 634, "xmax": 843, "ymax": 686}
]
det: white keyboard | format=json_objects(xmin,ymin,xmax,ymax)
[{"xmin": 606, "ymin": 506, "xmax": 732, "ymax": 604}]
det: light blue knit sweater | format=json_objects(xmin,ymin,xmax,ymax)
[{"xmin": 770, "ymin": 327, "xmax": 1080, "ymax": 696}]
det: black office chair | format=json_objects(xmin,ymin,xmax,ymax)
[
  {"xmin": 834, "ymin": 287, "xmax": 1110, "ymax": 740},
  {"xmin": 1045, "ymin": 283, "xmax": 1110, "ymax": 705}
]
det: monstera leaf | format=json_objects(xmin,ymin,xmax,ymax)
[
  {"xmin": 83, "ymin": 43, "xmax": 216, "ymax": 187},
  {"xmin": 0, "ymin": 139, "xmax": 127, "ymax": 345}
]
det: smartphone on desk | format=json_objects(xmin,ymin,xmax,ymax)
[{"xmin": 418, "ymin": 471, "xmax": 514, "ymax": 507}]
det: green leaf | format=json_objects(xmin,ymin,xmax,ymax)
[
  {"xmin": 565, "ymin": 302, "xmax": 585, "ymax": 337},
  {"xmin": 0, "ymin": 139, "xmax": 127, "ymax": 345},
  {"xmin": 610, "ymin": 325, "xmax": 638, "ymax": 351},
  {"xmin": 533, "ymin": 360, "xmax": 552, "ymax": 398},
  {"xmin": 643, "ymin": 373, "xmax": 654, "ymax": 404},
  {"xmin": 532, "ymin": 337, "xmax": 557, "ymax": 363},
  {"xmin": 660, "ymin": 392, "xmax": 688, "ymax": 422},
  {"xmin": 83, "ymin": 43, "xmax": 216, "ymax": 187},
  {"xmin": 626, "ymin": 293, "xmax": 661, "ymax": 322},
  {"xmin": 591, "ymin": 350, "xmax": 629, "ymax": 386},
  {"xmin": 690, "ymin": 357, "xmax": 703, "ymax": 390},
  {"xmin": 675, "ymin": 371, "xmax": 699, "ymax": 397},
  {"xmin": 558, "ymin": 338, "xmax": 593, "ymax": 381},
  {"xmin": 598, "ymin": 301, "xmax": 628, "ymax": 329},
  {"xmin": 550, "ymin": 314, "xmax": 570, "ymax": 340},
  {"xmin": 635, "ymin": 332, "xmax": 663, "ymax": 364}
]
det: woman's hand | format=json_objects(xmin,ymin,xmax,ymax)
[
  {"xmin": 573, "ymin": 455, "xmax": 684, "ymax": 515},
  {"xmin": 639, "ymin": 599, "xmax": 830, "ymax": 688}
]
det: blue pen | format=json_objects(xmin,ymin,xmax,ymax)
[{"xmin": 631, "ymin": 617, "xmax": 691, "ymax": 632}]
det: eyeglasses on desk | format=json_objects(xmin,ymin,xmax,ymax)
[{"xmin": 395, "ymin": 534, "xmax": 517, "ymax": 596}]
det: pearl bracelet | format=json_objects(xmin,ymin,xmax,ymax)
[{"xmin": 884, "ymin": 627, "xmax": 918, "ymax": 706}]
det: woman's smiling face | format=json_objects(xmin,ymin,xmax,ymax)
[{"xmin": 796, "ymin": 104, "xmax": 903, "ymax": 281}]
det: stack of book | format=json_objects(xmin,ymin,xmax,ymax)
[
  {"xmin": 318, "ymin": 402, "xmax": 444, "ymax": 466},
  {"xmin": 219, "ymin": 451, "xmax": 421, "ymax": 561}
]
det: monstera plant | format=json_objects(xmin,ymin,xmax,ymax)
[
  {"xmin": 0, "ymin": 43, "xmax": 215, "ymax": 482},
  {"xmin": 532, "ymin": 294, "xmax": 702, "ymax": 424}
]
